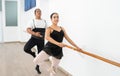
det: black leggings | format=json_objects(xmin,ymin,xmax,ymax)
[{"xmin": 24, "ymin": 37, "xmax": 44, "ymax": 57}]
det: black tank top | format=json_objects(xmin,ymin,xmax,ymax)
[
  {"xmin": 43, "ymin": 27, "xmax": 64, "ymax": 59},
  {"xmin": 50, "ymin": 27, "xmax": 64, "ymax": 42}
]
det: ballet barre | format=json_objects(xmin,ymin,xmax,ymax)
[{"xmin": 65, "ymin": 45, "xmax": 120, "ymax": 67}]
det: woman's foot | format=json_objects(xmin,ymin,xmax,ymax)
[
  {"xmin": 48, "ymin": 67, "xmax": 56, "ymax": 75},
  {"xmin": 50, "ymin": 72, "xmax": 55, "ymax": 76}
]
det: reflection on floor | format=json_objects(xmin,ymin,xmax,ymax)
[{"xmin": 0, "ymin": 42, "xmax": 68, "ymax": 76}]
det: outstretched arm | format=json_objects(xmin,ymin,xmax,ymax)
[{"xmin": 62, "ymin": 27, "xmax": 82, "ymax": 50}]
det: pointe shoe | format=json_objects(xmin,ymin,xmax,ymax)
[
  {"xmin": 48, "ymin": 68, "xmax": 56, "ymax": 75},
  {"xmin": 50, "ymin": 72, "xmax": 55, "ymax": 76}
]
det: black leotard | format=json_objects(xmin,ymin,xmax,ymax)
[{"xmin": 43, "ymin": 27, "xmax": 64, "ymax": 59}]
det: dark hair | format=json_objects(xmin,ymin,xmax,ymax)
[
  {"xmin": 34, "ymin": 8, "xmax": 41, "ymax": 14},
  {"xmin": 50, "ymin": 12, "xmax": 58, "ymax": 19}
]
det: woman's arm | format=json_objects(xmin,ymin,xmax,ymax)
[{"xmin": 45, "ymin": 27, "xmax": 65, "ymax": 47}]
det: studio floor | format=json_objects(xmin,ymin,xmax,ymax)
[{"xmin": 0, "ymin": 42, "xmax": 67, "ymax": 76}]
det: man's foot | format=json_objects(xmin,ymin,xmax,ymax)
[
  {"xmin": 35, "ymin": 65, "xmax": 41, "ymax": 74},
  {"xmin": 31, "ymin": 52, "xmax": 36, "ymax": 57}
]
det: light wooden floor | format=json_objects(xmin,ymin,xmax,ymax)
[{"xmin": 0, "ymin": 42, "xmax": 67, "ymax": 76}]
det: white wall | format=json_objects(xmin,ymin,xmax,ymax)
[
  {"xmin": 49, "ymin": 0, "xmax": 120, "ymax": 76},
  {"xmin": 36, "ymin": 0, "xmax": 49, "ymax": 21},
  {"xmin": 0, "ymin": 12, "xmax": 2, "ymax": 42},
  {"xmin": 0, "ymin": 0, "xmax": 49, "ymax": 42},
  {"xmin": 19, "ymin": 0, "xmax": 49, "ymax": 42},
  {"xmin": 18, "ymin": 0, "xmax": 35, "ymax": 42}
]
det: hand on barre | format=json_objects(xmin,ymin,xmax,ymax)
[{"xmin": 65, "ymin": 45, "xmax": 84, "ymax": 53}]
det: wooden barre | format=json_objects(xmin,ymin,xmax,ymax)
[{"xmin": 65, "ymin": 45, "xmax": 120, "ymax": 67}]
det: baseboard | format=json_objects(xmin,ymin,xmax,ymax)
[
  {"xmin": 58, "ymin": 66, "xmax": 72, "ymax": 76},
  {"xmin": 4, "ymin": 41, "xmax": 21, "ymax": 43}
]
